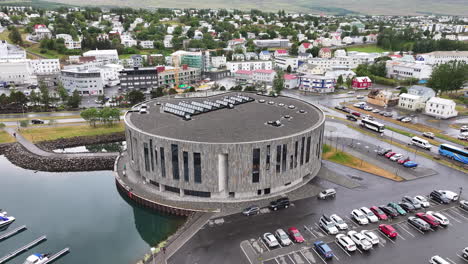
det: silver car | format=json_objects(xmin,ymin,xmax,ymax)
[{"xmin": 275, "ymin": 229, "xmax": 292, "ymax": 246}]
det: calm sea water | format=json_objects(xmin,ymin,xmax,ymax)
[{"xmin": 0, "ymin": 155, "xmax": 184, "ymax": 264}]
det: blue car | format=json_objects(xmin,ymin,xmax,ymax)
[
  {"xmin": 314, "ymin": 241, "xmax": 334, "ymax": 259},
  {"xmin": 403, "ymin": 161, "xmax": 418, "ymax": 168}
]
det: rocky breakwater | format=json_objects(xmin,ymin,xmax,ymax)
[{"xmin": 1, "ymin": 143, "xmax": 117, "ymax": 172}]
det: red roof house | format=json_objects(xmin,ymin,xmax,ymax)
[{"xmin": 352, "ymin": 76, "xmax": 373, "ymax": 89}]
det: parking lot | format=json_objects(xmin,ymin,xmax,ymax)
[{"xmin": 241, "ymin": 196, "xmax": 468, "ymax": 264}]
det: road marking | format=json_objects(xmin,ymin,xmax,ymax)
[
  {"xmin": 333, "ymin": 253, "xmax": 340, "ymax": 262},
  {"xmin": 315, "ymin": 223, "xmax": 327, "ymax": 235},
  {"xmin": 287, "ymin": 254, "xmax": 295, "ymax": 264},
  {"xmin": 405, "ymin": 222, "xmax": 425, "ymax": 235},
  {"xmin": 334, "ymin": 241, "xmax": 351, "ymax": 257},
  {"xmin": 312, "ymin": 225, "xmax": 325, "ymax": 237},
  {"xmin": 377, "ymin": 230, "xmax": 396, "ymax": 244},
  {"xmin": 456, "ymin": 254, "xmax": 468, "ymax": 263},
  {"xmin": 443, "ymin": 211, "xmax": 462, "ymax": 223},
  {"xmin": 446, "ymin": 257, "xmax": 457, "ymax": 264},
  {"xmin": 275, "ymin": 257, "xmax": 281, "ymax": 264},
  {"xmin": 239, "ymin": 241, "xmax": 254, "ymax": 264},
  {"xmin": 300, "ymin": 249, "xmax": 316, "ymax": 264},
  {"xmin": 259, "ymin": 237, "xmax": 270, "ymax": 252},
  {"xmin": 449, "ymin": 208, "xmax": 468, "ymax": 220},
  {"xmin": 397, "ymin": 223, "xmax": 415, "ymax": 237},
  {"xmin": 304, "ymin": 225, "xmax": 317, "ymax": 239},
  {"xmin": 311, "ymin": 247, "xmax": 328, "ymax": 264}
]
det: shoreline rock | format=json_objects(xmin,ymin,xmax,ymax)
[{"xmin": 37, "ymin": 132, "xmax": 125, "ymax": 151}]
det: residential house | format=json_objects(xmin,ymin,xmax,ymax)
[
  {"xmin": 274, "ymin": 49, "xmax": 288, "ymax": 57},
  {"xmin": 386, "ymin": 60, "xmax": 432, "ymax": 80},
  {"xmin": 211, "ymin": 55, "xmax": 227, "ymax": 68},
  {"xmin": 299, "ymin": 74, "xmax": 335, "ymax": 93},
  {"xmin": 398, "ymin": 85, "xmax": 436, "ymax": 111},
  {"xmin": 140, "ymin": 40, "xmax": 154, "ymax": 49},
  {"xmin": 298, "ymin": 42, "xmax": 312, "ymax": 54},
  {"xmin": 318, "ymin": 48, "xmax": 332, "ymax": 58},
  {"xmin": 235, "ymin": 70, "xmax": 252, "ymax": 83},
  {"xmin": 275, "ymin": 56, "xmax": 299, "ymax": 71},
  {"xmin": 32, "ymin": 24, "xmax": 52, "ymax": 41},
  {"xmin": 366, "ymin": 89, "xmax": 399, "ymax": 107},
  {"xmin": 252, "ymin": 69, "xmax": 276, "ymax": 83},
  {"xmin": 56, "ymin": 34, "xmax": 81, "ymax": 49},
  {"xmin": 352, "ymin": 76, "xmax": 372, "ymax": 89},
  {"xmin": 253, "ymin": 39, "xmax": 290, "ymax": 48},
  {"xmin": 244, "ymin": 52, "xmax": 258, "ymax": 60},
  {"xmin": 298, "ymin": 53, "xmax": 313, "ymax": 61},
  {"xmin": 226, "ymin": 60, "xmax": 273, "ymax": 73},
  {"xmin": 259, "ymin": 50, "xmax": 271, "ymax": 60},
  {"xmin": 164, "ymin": 35, "xmax": 173, "ymax": 48},
  {"xmin": 283, "ymin": 74, "xmax": 299, "ymax": 89},
  {"xmin": 425, "ymin": 97, "xmax": 458, "ymax": 119}
]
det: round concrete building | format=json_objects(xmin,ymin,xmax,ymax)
[{"xmin": 118, "ymin": 92, "xmax": 325, "ymax": 209}]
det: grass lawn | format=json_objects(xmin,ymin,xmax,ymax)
[
  {"xmin": 385, "ymin": 126, "xmax": 441, "ymax": 146},
  {"xmin": 0, "ymin": 131, "xmax": 15, "ymax": 144},
  {"xmin": 21, "ymin": 123, "xmax": 124, "ymax": 142},
  {"xmin": 345, "ymin": 44, "xmax": 389, "ymax": 53},
  {"xmin": 322, "ymin": 144, "xmax": 404, "ymax": 181}
]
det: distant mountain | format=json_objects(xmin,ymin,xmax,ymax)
[{"xmin": 44, "ymin": 0, "xmax": 468, "ymax": 15}]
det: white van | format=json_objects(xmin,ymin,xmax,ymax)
[{"xmin": 411, "ymin": 136, "xmax": 431, "ymax": 150}]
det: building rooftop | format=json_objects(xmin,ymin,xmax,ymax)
[{"xmin": 126, "ymin": 92, "xmax": 323, "ymax": 143}]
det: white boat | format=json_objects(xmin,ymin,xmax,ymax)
[
  {"xmin": 23, "ymin": 253, "xmax": 50, "ymax": 264},
  {"xmin": 0, "ymin": 210, "xmax": 15, "ymax": 228}
]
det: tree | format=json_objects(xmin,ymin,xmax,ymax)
[
  {"xmin": 38, "ymin": 81, "xmax": 50, "ymax": 110},
  {"xmin": 29, "ymin": 90, "xmax": 40, "ymax": 106},
  {"xmin": 57, "ymin": 82, "xmax": 68, "ymax": 102},
  {"xmin": 427, "ymin": 61, "xmax": 468, "ymax": 94},
  {"xmin": 336, "ymin": 75, "xmax": 344, "ymax": 87},
  {"xmin": 345, "ymin": 78, "xmax": 353, "ymax": 89},
  {"xmin": 399, "ymin": 87, "xmax": 408, "ymax": 94},
  {"xmin": 126, "ymin": 90, "xmax": 145, "ymax": 105},
  {"xmin": 150, "ymin": 87, "xmax": 164, "ymax": 98},
  {"xmin": 351, "ymin": 26, "xmax": 359, "ymax": 36},
  {"xmin": 9, "ymin": 90, "xmax": 28, "ymax": 106},
  {"xmin": 286, "ymin": 65, "xmax": 292, "ymax": 73},
  {"xmin": 9, "ymin": 27, "xmax": 23, "ymax": 45},
  {"xmin": 80, "ymin": 108, "xmax": 99, "ymax": 127},
  {"xmin": 273, "ymin": 70, "xmax": 284, "ymax": 94},
  {"xmin": 289, "ymin": 43, "xmax": 298, "ymax": 56},
  {"xmin": 67, "ymin": 90, "xmax": 82, "ymax": 108}
]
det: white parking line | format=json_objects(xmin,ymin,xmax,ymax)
[
  {"xmin": 377, "ymin": 230, "xmax": 396, "ymax": 244},
  {"xmin": 311, "ymin": 247, "xmax": 328, "ymax": 264},
  {"xmin": 442, "ymin": 211, "xmax": 462, "ymax": 223},
  {"xmin": 334, "ymin": 241, "xmax": 351, "ymax": 257},
  {"xmin": 397, "ymin": 223, "xmax": 415, "ymax": 238},
  {"xmin": 259, "ymin": 237, "xmax": 270, "ymax": 252},
  {"xmin": 275, "ymin": 257, "xmax": 280, "ymax": 264},
  {"xmin": 287, "ymin": 254, "xmax": 295, "ymax": 264},
  {"xmin": 446, "ymin": 257, "xmax": 457, "ymax": 264},
  {"xmin": 313, "ymin": 224, "xmax": 326, "ymax": 237},
  {"xmin": 304, "ymin": 225, "xmax": 317, "ymax": 239},
  {"xmin": 405, "ymin": 222, "xmax": 425, "ymax": 235},
  {"xmin": 333, "ymin": 253, "xmax": 340, "ymax": 261},
  {"xmin": 449, "ymin": 208, "xmax": 468, "ymax": 220},
  {"xmin": 299, "ymin": 250, "xmax": 313, "ymax": 264},
  {"xmin": 456, "ymin": 254, "xmax": 468, "ymax": 263},
  {"xmin": 240, "ymin": 242, "xmax": 254, "ymax": 264}
]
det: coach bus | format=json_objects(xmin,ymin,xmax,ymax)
[
  {"xmin": 360, "ymin": 119, "xmax": 385, "ymax": 133},
  {"xmin": 438, "ymin": 144, "xmax": 468, "ymax": 164}
]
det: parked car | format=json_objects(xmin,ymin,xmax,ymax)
[
  {"xmin": 399, "ymin": 202, "xmax": 416, "ymax": 212},
  {"xmin": 335, "ymin": 105, "xmax": 344, "ymax": 111},
  {"xmin": 330, "ymin": 214, "xmax": 348, "ymax": 230},
  {"xmin": 275, "ymin": 229, "xmax": 292, "ymax": 246},
  {"xmin": 397, "ymin": 157, "xmax": 411, "ymax": 164},
  {"xmin": 372, "ymin": 109, "xmax": 380, "ymax": 113},
  {"xmin": 430, "ymin": 190, "xmax": 451, "ymax": 204},
  {"xmin": 462, "ymin": 247, "xmax": 468, "ymax": 259},
  {"xmin": 429, "ymin": 255, "xmax": 450, "ymax": 264},
  {"xmin": 342, "ymin": 107, "xmax": 351, "ymax": 113},
  {"xmin": 423, "ymin": 132, "xmax": 435, "ymax": 139},
  {"xmin": 360, "ymin": 230, "xmax": 379, "ymax": 245},
  {"xmin": 319, "ymin": 215, "xmax": 339, "ymax": 235},
  {"xmin": 402, "ymin": 196, "xmax": 422, "ymax": 209},
  {"xmin": 347, "ymin": 231, "xmax": 372, "ymax": 250},
  {"xmin": 357, "ymin": 95, "xmax": 365, "ymax": 100},
  {"xmin": 346, "ymin": 114, "xmax": 358, "ymax": 121},
  {"xmin": 383, "ymin": 112, "xmax": 393, "ymax": 117},
  {"xmin": 288, "ymin": 227, "xmax": 304, "ymax": 243},
  {"xmin": 379, "ymin": 206, "xmax": 399, "ymax": 218},
  {"xmin": 352, "ymin": 111, "xmax": 361, "ymax": 117},
  {"xmin": 370, "ymin": 206, "xmax": 388, "ymax": 220},
  {"xmin": 363, "ymin": 106, "xmax": 373, "ymax": 111},
  {"xmin": 31, "ymin": 119, "xmax": 45, "ymax": 124},
  {"xmin": 269, "ymin": 197, "xmax": 290, "ymax": 211},
  {"xmin": 335, "ymin": 234, "xmax": 356, "ymax": 252},
  {"xmin": 389, "ymin": 153, "xmax": 403, "ymax": 161},
  {"xmin": 408, "ymin": 216, "xmax": 431, "ymax": 231},
  {"xmin": 348, "ymin": 91, "xmax": 355, "ymax": 94},
  {"xmin": 379, "ymin": 224, "xmax": 398, "ymax": 238},
  {"xmin": 385, "ymin": 152, "xmax": 397, "ymax": 158},
  {"xmin": 377, "ymin": 148, "xmax": 392, "ymax": 156},
  {"xmin": 416, "ymin": 212, "xmax": 440, "ymax": 228},
  {"xmin": 426, "ymin": 211, "xmax": 449, "ymax": 226},
  {"xmin": 360, "ymin": 207, "xmax": 379, "ymax": 223},
  {"xmin": 461, "ymin": 125, "xmax": 468, "ymax": 132},
  {"xmin": 401, "ymin": 117, "xmax": 412, "ymax": 123},
  {"xmin": 414, "ymin": 195, "xmax": 430, "ymax": 208},
  {"xmin": 388, "ymin": 202, "xmax": 407, "ymax": 215},
  {"xmin": 403, "ymin": 161, "xmax": 418, "ymax": 168},
  {"xmin": 438, "ymin": 190, "xmax": 459, "ymax": 201},
  {"xmin": 458, "ymin": 133, "xmax": 468, "ymax": 140},
  {"xmin": 396, "ymin": 116, "xmax": 407, "ymax": 121},
  {"xmin": 263, "ymin": 233, "xmax": 279, "ymax": 248},
  {"xmin": 460, "ymin": 200, "xmax": 468, "ymax": 210},
  {"xmin": 314, "ymin": 241, "xmax": 334, "ymax": 259},
  {"xmin": 351, "ymin": 209, "xmax": 369, "ymax": 225},
  {"xmin": 242, "ymin": 205, "xmax": 260, "ymax": 216},
  {"xmin": 353, "ymin": 102, "xmax": 365, "ymax": 108},
  {"xmin": 318, "ymin": 189, "xmax": 336, "ymax": 199}
]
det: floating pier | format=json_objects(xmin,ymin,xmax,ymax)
[
  {"xmin": 43, "ymin": 248, "xmax": 70, "ymax": 264},
  {"xmin": 0, "ymin": 225, "xmax": 27, "ymax": 242},
  {"xmin": 0, "ymin": 235, "xmax": 47, "ymax": 263}
]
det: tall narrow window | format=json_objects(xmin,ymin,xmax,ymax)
[
  {"xmin": 149, "ymin": 139, "xmax": 154, "ymax": 171},
  {"xmin": 194, "ymin": 153, "xmax": 202, "ymax": 183},
  {"xmin": 252, "ymin": 148, "xmax": 260, "ymax": 183},
  {"xmin": 160, "ymin": 147, "xmax": 166, "ymax": 177},
  {"xmin": 143, "ymin": 143, "xmax": 150, "ymax": 172},
  {"xmin": 300, "ymin": 137, "xmax": 305, "ymax": 165},
  {"xmin": 290, "ymin": 155, "xmax": 293, "ymax": 169},
  {"xmin": 306, "ymin": 136, "xmax": 311, "ymax": 163},
  {"xmin": 171, "ymin": 144, "xmax": 179, "ymax": 180},
  {"xmin": 266, "ymin": 145, "xmax": 271, "ymax": 170},
  {"xmin": 294, "ymin": 141, "xmax": 298, "ymax": 168},
  {"xmin": 282, "ymin": 144, "xmax": 287, "ymax": 172},
  {"xmin": 183, "ymin": 151, "xmax": 189, "ymax": 182},
  {"xmin": 276, "ymin": 145, "xmax": 281, "ymax": 173}
]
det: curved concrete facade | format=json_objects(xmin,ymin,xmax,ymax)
[{"xmin": 123, "ymin": 92, "xmax": 325, "ymax": 202}]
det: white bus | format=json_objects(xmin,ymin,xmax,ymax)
[
  {"xmin": 360, "ymin": 119, "xmax": 385, "ymax": 133},
  {"xmin": 411, "ymin": 136, "xmax": 432, "ymax": 150}
]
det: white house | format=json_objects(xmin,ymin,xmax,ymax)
[
  {"xmin": 398, "ymin": 93, "xmax": 425, "ymax": 111},
  {"xmin": 29, "ymin": 59, "xmax": 60, "ymax": 75},
  {"xmin": 259, "ymin": 50, "xmax": 271, "ymax": 60},
  {"xmin": 211, "ymin": 55, "xmax": 227, "ymax": 68},
  {"xmin": 252, "ymin": 69, "xmax": 276, "ymax": 83},
  {"xmin": 121, "ymin": 34, "xmax": 137, "ymax": 47},
  {"xmin": 284, "ymin": 74, "xmax": 299, "ymax": 89},
  {"xmin": 386, "ymin": 61, "xmax": 432, "ymax": 80},
  {"xmin": 83, "ymin": 49, "xmax": 119, "ymax": 64},
  {"xmin": 60, "ymin": 67, "xmax": 103, "ymax": 95},
  {"xmin": 164, "ymin": 35, "xmax": 173, "ymax": 48},
  {"xmin": 226, "ymin": 60, "xmax": 273, "ymax": 73},
  {"xmin": 275, "ymin": 56, "xmax": 299, "ymax": 71},
  {"xmin": 0, "ymin": 40, "xmax": 26, "ymax": 60},
  {"xmin": 32, "ymin": 24, "xmax": 52, "ymax": 41},
  {"xmin": 139, "ymin": 40, "xmax": 154, "ymax": 49},
  {"xmin": 425, "ymin": 97, "xmax": 458, "ymax": 119},
  {"xmin": 56, "ymin": 34, "xmax": 81, "ymax": 49}
]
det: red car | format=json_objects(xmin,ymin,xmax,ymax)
[
  {"xmin": 379, "ymin": 224, "xmax": 398, "ymax": 238},
  {"xmin": 288, "ymin": 227, "xmax": 305, "ymax": 243},
  {"xmin": 385, "ymin": 152, "xmax": 396, "ymax": 158},
  {"xmin": 415, "ymin": 213, "xmax": 440, "ymax": 228},
  {"xmin": 370, "ymin": 206, "xmax": 388, "ymax": 220},
  {"xmin": 352, "ymin": 112, "xmax": 361, "ymax": 117},
  {"xmin": 398, "ymin": 157, "xmax": 410, "ymax": 164}
]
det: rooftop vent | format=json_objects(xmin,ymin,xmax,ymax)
[
  {"xmin": 288, "ymin": 105, "xmax": 296, "ymax": 109},
  {"xmin": 268, "ymin": 101, "xmax": 275, "ymax": 105},
  {"xmin": 298, "ymin": 110, "xmax": 306, "ymax": 114},
  {"xmin": 258, "ymin": 99, "xmax": 266, "ymax": 103}
]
